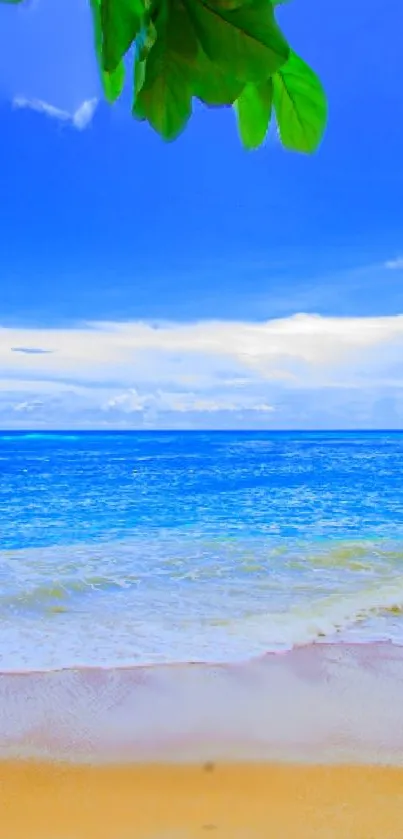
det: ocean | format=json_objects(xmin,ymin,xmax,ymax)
[{"xmin": 1, "ymin": 429, "xmax": 403, "ymax": 673}]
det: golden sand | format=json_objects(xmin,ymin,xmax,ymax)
[{"xmin": 1, "ymin": 760, "xmax": 403, "ymax": 839}]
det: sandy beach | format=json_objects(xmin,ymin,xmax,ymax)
[
  {"xmin": 2, "ymin": 760, "xmax": 403, "ymax": 839},
  {"xmin": 2, "ymin": 645, "xmax": 403, "ymax": 838}
]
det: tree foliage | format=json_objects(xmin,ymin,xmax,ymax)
[{"xmin": 3, "ymin": 0, "xmax": 327, "ymax": 151}]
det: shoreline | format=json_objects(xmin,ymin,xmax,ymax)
[
  {"xmin": 3, "ymin": 760, "xmax": 403, "ymax": 838},
  {"xmin": 2, "ymin": 642, "xmax": 403, "ymax": 765},
  {"xmin": 1, "ymin": 638, "xmax": 401, "ymax": 676}
]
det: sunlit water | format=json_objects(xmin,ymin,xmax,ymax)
[{"xmin": 1, "ymin": 430, "xmax": 403, "ymax": 671}]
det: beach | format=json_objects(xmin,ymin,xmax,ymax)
[
  {"xmin": 2, "ymin": 643, "xmax": 403, "ymax": 837},
  {"xmin": 3, "ymin": 760, "xmax": 403, "ymax": 839},
  {"xmin": 2, "ymin": 432, "xmax": 403, "ymax": 837}
]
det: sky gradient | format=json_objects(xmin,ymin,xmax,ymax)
[{"xmin": 0, "ymin": 0, "xmax": 402, "ymax": 429}]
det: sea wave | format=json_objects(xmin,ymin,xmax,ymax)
[
  {"xmin": 2, "ymin": 538, "xmax": 403, "ymax": 671},
  {"xmin": 2, "ymin": 570, "xmax": 403, "ymax": 661},
  {"xmin": 0, "ymin": 575, "xmax": 134, "ymax": 612},
  {"xmin": 237, "ymin": 576, "xmax": 403, "ymax": 649}
]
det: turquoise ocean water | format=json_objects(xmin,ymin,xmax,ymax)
[{"xmin": 1, "ymin": 430, "xmax": 403, "ymax": 672}]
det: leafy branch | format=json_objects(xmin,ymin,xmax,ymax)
[{"xmin": 3, "ymin": 0, "xmax": 328, "ymax": 151}]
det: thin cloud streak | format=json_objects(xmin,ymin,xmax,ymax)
[{"xmin": 12, "ymin": 95, "xmax": 98, "ymax": 129}]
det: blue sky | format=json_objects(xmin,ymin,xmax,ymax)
[{"xmin": 0, "ymin": 0, "xmax": 402, "ymax": 429}]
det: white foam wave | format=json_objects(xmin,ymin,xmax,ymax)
[{"xmin": 238, "ymin": 576, "xmax": 403, "ymax": 649}]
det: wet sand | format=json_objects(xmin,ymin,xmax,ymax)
[
  {"xmin": 2, "ymin": 644, "xmax": 403, "ymax": 764},
  {"xmin": 2, "ymin": 760, "xmax": 403, "ymax": 839}
]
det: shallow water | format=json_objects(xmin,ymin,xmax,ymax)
[{"xmin": 1, "ymin": 430, "xmax": 403, "ymax": 670}]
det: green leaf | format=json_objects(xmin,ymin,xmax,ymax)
[
  {"xmin": 208, "ymin": 0, "xmax": 248, "ymax": 10},
  {"xmin": 135, "ymin": 0, "xmax": 197, "ymax": 140},
  {"xmin": 103, "ymin": 62, "xmax": 126, "ymax": 102},
  {"xmin": 273, "ymin": 50, "xmax": 327, "ymax": 153},
  {"xmin": 132, "ymin": 22, "xmax": 160, "ymax": 120},
  {"xmin": 184, "ymin": 0, "xmax": 289, "ymax": 84},
  {"xmin": 132, "ymin": 61, "xmax": 146, "ymax": 119},
  {"xmin": 90, "ymin": 0, "xmax": 103, "ymax": 58},
  {"xmin": 100, "ymin": 0, "xmax": 144, "ymax": 73},
  {"xmin": 137, "ymin": 51, "xmax": 192, "ymax": 139},
  {"xmin": 192, "ymin": 49, "xmax": 244, "ymax": 106},
  {"xmin": 90, "ymin": 0, "xmax": 126, "ymax": 102},
  {"xmin": 132, "ymin": 29, "xmax": 155, "ymax": 120},
  {"xmin": 235, "ymin": 78, "xmax": 273, "ymax": 149}
]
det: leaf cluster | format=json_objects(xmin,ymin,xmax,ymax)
[{"xmin": 2, "ymin": 0, "xmax": 327, "ymax": 150}]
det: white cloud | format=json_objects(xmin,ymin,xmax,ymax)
[
  {"xmin": 385, "ymin": 257, "xmax": 403, "ymax": 270},
  {"xmin": 12, "ymin": 95, "xmax": 98, "ymax": 130},
  {"xmin": 13, "ymin": 399, "xmax": 44, "ymax": 414},
  {"xmin": 0, "ymin": 314, "xmax": 403, "ymax": 428},
  {"xmin": 71, "ymin": 98, "xmax": 98, "ymax": 129},
  {"xmin": 103, "ymin": 389, "xmax": 275, "ymax": 416}
]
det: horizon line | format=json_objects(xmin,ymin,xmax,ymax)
[{"xmin": 0, "ymin": 429, "xmax": 402, "ymax": 435}]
